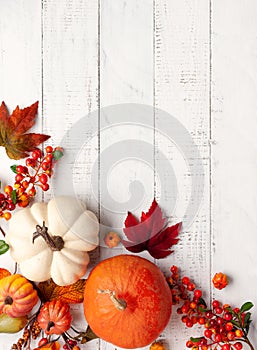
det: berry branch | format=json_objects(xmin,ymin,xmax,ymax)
[
  {"xmin": 0, "ymin": 146, "xmax": 63, "ymax": 222},
  {"xmin": 167, "ymin": 266, "xmax": 255, "ymax": 350}
]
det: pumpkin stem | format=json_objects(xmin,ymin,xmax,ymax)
[
  {"xmin": 97, "ymin": 289, "xmax": 127, "ymax": 311},
  {"xmin": 46, "ymin": 321, "xmax": 55, "ymax": 332},
  {"xmin": 4, "ymin": 296, "xmax": 13, "ymax": 305},
  {"xmin": 32, "ymin": 221, "xmax": 64, "ymax": 251}
]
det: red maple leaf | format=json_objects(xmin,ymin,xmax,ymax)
[
  {"xmin": 122, "ymin": 199, "xmax": 181, "ymax": 259},
  {"xmin": 0, "ymin": 101, "xmax": 50, "ymax": 160}
]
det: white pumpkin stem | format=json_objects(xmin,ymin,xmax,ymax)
[
  {"xmin": 97, "ymin": 289, "xmax": 127, "ymax": 311},
  {"xmin": 32, "ymin": 221, "xmax": 64, "ymax": 251}
]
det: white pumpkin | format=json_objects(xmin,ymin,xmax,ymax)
[{"xmin": 6, "ymin": 196, "xmax": 99, "ymax": 286}]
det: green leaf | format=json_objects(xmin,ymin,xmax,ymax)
[
  {"xmin": 198, "ymin": 306, "xmax": 207, "ymax": 312},
  {"xmin": 240, "ymin": 302, "xmax": 254, "ymax": 313},
  {"xmin": 190, "ymin": 337, "xmax": 204, "ymax": 343},
  {"xmin": 198, "ymin": 297, "xmax": 207, "ymax": 308},
  {"xmin": 52, "ymin": 149, "xmax": 63, "ymax": 161},
  {"xmin": 10, "ymin": 165, "xmax": 17, "ymax": 174},
  {"xmin": 243, "ymin": 312, "xmax": 251, "ymax": 327},
  {"xmin": 231, "ymin": 319, "xmax": 240, "ymax": 327},
  {"xmin": 0, "ymin": 240, "xmax": 9, "ymax": 255},
  {"xmin": 11, "ymin": 190, "xmax": 17, "ymax": 204}
]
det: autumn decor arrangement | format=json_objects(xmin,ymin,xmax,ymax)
[{"xmin": 0, "ymin": 101, "xmax": 255, "ymax": 350}]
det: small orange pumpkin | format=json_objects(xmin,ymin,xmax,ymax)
[
  {"xmin": 37, "ymin": 299, "xmax": 72, "ymax": 335},
  {"xmin": 0, "ymin": 274, "xmax": 38, "ymax": 317},
  {"xmin": 84, "ymin": 255, "xmax": 172, "ymax": 349}
]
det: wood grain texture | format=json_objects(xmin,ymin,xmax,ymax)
[
  {"xmin": 154, "ymin": 0, "xmax": 210, "ymax": 348},
  {"xmin": 99, "ymin": 0, "xmax": 154, "ymax": 349},
  {"xmin": 211, "ymin": 0, "xmax": 257, "ymax": 345},
  {"xmin": 42, "ymin": 0, "xmax": 99, "ymax": 349},
  {"xmin": 1, "ymin": 0, "xmax": 257, "ymax": 349},
  {"xmin": 0, "ymin": 0, "xmax": 42, "ymax": 348}
]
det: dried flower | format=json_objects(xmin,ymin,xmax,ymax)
[{"xmin": 212, "ymin": 272, "xmax": 228, "ymax": 290}]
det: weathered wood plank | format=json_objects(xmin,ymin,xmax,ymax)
[
  {"xmin": 99, "ymin": 0, "xmax": 154, "ymax": 349},
  {"xmin": 154, "ymin": 0, "xmax": 210, "ymax": 347},
  {"xmin": 42, "ymin": 0, "xmax": 99, "ymax": 348},
  {"xmin": 212, "ymin": 0, "xmax": 257, "ymax": 345},
  {"xmin": 0, "ymin": 0, "xmax": 42, "ymax": 347}
]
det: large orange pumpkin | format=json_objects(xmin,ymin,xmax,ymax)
[{"xmin": 83, "ymin": 255, "xmax": 172, "ymax": 349}]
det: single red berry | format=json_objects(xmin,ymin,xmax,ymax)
[
  {"xmin": 42, "ymin": 162, "xmax": 50, "ymax": 171},
  {"xmin": 233, "ymin": 307, "xmax": 240, "ymax": 314},
  {"xmin": 15, "ymin": 174, "xmax": 24, "ymax": 183},
  {"xmin": 186, "ymin": 340, "xmax": 193, "ymax": 348},
  {"xmin": 227, "ymin": 331, "xmax": 235, "ymax": 341},
  {"xmin": 41, "ymin": 183, "xmax": 49, "ymax": 191},
  {"xmin": 234, "ymin": 342, "xmax": 243, "ymax": 350},
  {"xmin": 16, "ymin": 165, "xmax": 24, "ymax": 173},
  {"xmin": 39, "ymin": 173, "xmax": 48, "ymax": 184},
  {"xmin": 182, "ymin": 316, "xmax": 189, "ymax": 323},
  {"xmin": 23, "ymin": 166, "xmax": 28, "ymax": 174},
  {"xmin": 204, "ymin": 330, "xmax": 212, "ymax": 339},
  {"xmin": 38, "ymin": 338, "xmax": 48, "ymax": 347},
  {"xmin": 212, "ymin": 300, "xmax": 220, "ymax": 308},
  {"xmin": 214, "ymin": 334, "xmax": 222, "ymax": 342},
  {"xmin": 217, "ymin": 317, "xmax": 224, "ymax": 325},
  {"xmin": 28, "ymin": 186, "xmax": 36, "ymax": 197},
  {"xmin": 221, "ymin": 344, "xmax": 231, "ymax": 350},
  {"xmin": 182, "ymin": 305, "xmax": 189, "ymax": 314},
  {"xmin": 8, "ymin": 202, "xmax": 15, "ymax": 211},
  {"xmin": 32, "ymin": 149, "xmax": 42, "ymax": 160},
  {"xmin": 225, "ymin": 322, "xmax": 233, "ymax": 331},
  {"xmin": 170, "ymin": 265, "xmax": 178, "ymax": 274},
  {"xmin": 194, "ymin": 289, "xmax": 202, "ymax": 298},
  {"xmin": 224, "ymin": 312, "xmax": 232, "ymax": 321},
  {"xmin": 45, "ymin": 154, "xmax": 53, "ymax": 163},
  {"xmin": 198, "ymin": 317, "xmax": 206, "ymax": 325},
  {"xmin": 22, "ymin": 180, "xmax": 29, "ymax": 189},
  {"xmin": 205, "ymin": 311, "xmax": 214, "ymax": 319},
  {"xmin": 187, "ymin": 283, "xmax": 195, "ymax": 291},
  {"xmin": 215, "ymin": 307, "xmax": 223, "ymax": 314},
  {"xmin": 200, "ymin": 338, "xmax": 207, "ymax": 346},
  {"xmin": 182, "ymin": 276, "xmax": 190, "ymax": 285},
  {"xmin": 63, "ymin": 345, "xmax": 68, "ymax": 350},
  {"xmin": 26, "ymin": 158, "xmax": 36, "ymax": 167},
  {"xmin": 46, "ymin": 145, "xmax": 53, "ymax": 153},
  {"xmin": 186, "ymin": 319, "xmax": 193, "ymax": 328},
  {"xmin": 177, "ymin": 307, "xmax": 183, "ymax": 314}
]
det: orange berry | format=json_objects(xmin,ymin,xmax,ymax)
[
  {"xmin": 235, "ymin": 329, "xmax": 243, "ymax": 338},
  {"xmin": 104, "ymin": 231, "xmax": 121, "ymax": 248},
  {"xmin": 212, "ymin": 272, "xmax": 228, "ymax": 290},
  {"xmin": 4, "ymin": 212, "xmax": 12, "ymax": 220},
  {"xmin": 150, "ymin": 341, "xmax": 166, "ymax": 350},
  {"xmin": 4, "ymin": 185, "xmax": 13, "ymax": 195}
]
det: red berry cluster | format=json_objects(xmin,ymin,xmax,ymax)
[
  {"xmin": 0, "ymin": 146, "xmax": 63, "ymax": 220},
  {"xmin": 167, "ymin": 266, "xmax": 254, "ymax": 350}
]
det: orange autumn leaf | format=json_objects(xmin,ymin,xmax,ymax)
[
  {"xmin": 38, "ymin": 278, "xmax": 86, "ymax": 304},
  {"xmin": 0, "ymin": 101, "xmax": 50, "ymax": 159},
  {"xmin": 0, "ymin": 268, "xmax": 11, "ymax": 280}
]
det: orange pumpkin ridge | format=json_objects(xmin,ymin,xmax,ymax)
[
  {"xmin": 84, "ymin": 255, "xmax": 172, "ymax": 349},
  {"xmin": 0, "ymin": 274, "xmax": 38, "ymax": 318}
]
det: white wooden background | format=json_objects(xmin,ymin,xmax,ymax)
[{"xmin": 0, "ymin": 0, "xmax": 257, "ymax": 349}]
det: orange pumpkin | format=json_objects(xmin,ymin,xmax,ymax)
[
  {"xmin": 37, "ymin": 299, "xmax": 72, "ymax": 335},
  {"xmin": 83, "ymin": 255, "xmax": 172, "ymax": 349},
  {"xmin": 0, "ymin": 274, "xmax": 38, "ymax": 317}
]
